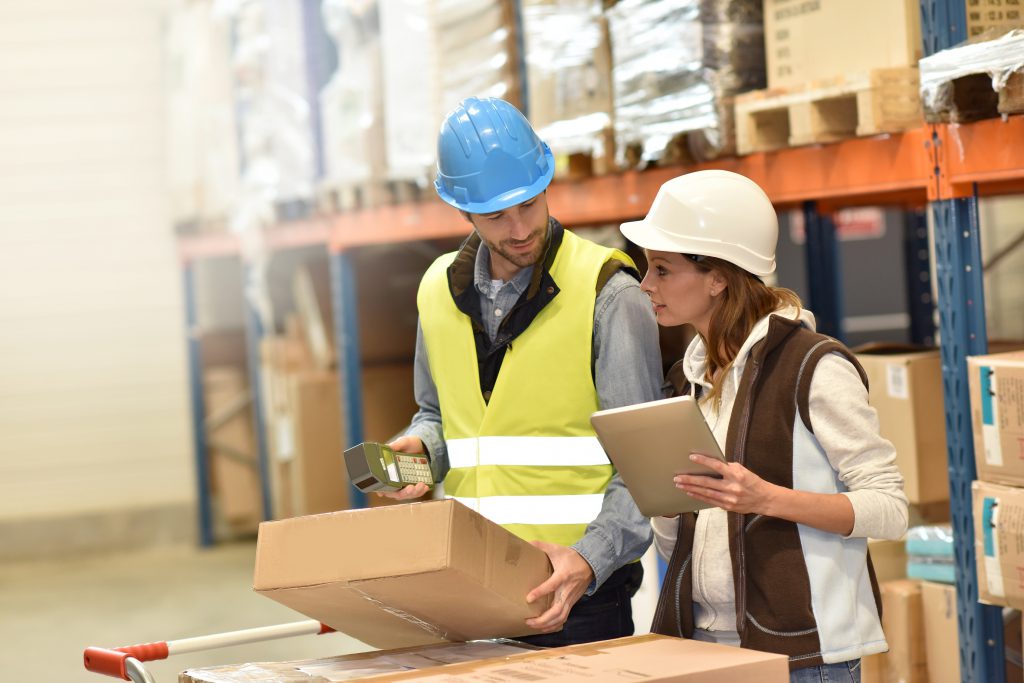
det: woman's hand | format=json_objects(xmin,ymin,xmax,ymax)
[
  {"xmin": 678, "ymin": 453, "xmax": 856, "ymax": 535},
  {"xmin": 674, "ymin": 453, "xmax": 779, "ymax": 515}
]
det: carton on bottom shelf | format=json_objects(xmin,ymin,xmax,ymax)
[
  {"xmin": 253, "ymin": 499, "xmax": 554, "ymax": 649},
  {"xmin": 181, "ymin": 634, "xmax": 790, "ymax": 682}
]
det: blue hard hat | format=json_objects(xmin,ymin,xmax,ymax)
[{"xmin": 434, "ymin": 97, "xmax": 555, "ymax": 214}]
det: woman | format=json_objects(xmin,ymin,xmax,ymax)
[{"xmin": 620, "ymin": 170, "xmax": 907, "ymax": 682}]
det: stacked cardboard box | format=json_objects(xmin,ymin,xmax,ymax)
[
  {"xmin": 969, "ymin": 352, "xmax": 1024, "ymax": 610},
  {"xmin": 854, "ymin": 346, "xmax": 950, "ymax": 505},
  {"xmin": 762, "ymin": 0, "xmax": 921, "ymax": 90}
]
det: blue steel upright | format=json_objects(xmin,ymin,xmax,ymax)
[
  {"xmin": 330, "ymin": 249, "xmax": 367, "ymax": 509},
  {"xmin": 802, "ymin": 201, "xmax": 844, "ymax": 342},
  {"xmin": 242, "ymin": 262, "xmax": 274, "ymax": 522},
  {"xmin": 903, "ymin": 209, "xmax": 936, "ymax": 346},
  {"xmin": 920, "ymin": 1, "xmax": 1002, "ymax": 679},
  {"xmin": 932, "ymin": 194, "xmax": 1004, "ymax": 683},
  {"xmin": 182, "ymin": 262, "xmax": 214, "ymax": 546}
]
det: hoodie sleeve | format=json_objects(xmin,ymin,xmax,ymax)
[{"xmin": 808, "ymin": 353, "xmax": 909, "ymax": 540}]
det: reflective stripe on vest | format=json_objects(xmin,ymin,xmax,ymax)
[{"xmin": 417, "ymin": 230, "xmax": 633, "ymax": 545}]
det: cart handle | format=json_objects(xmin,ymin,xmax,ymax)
[{"xmin": 84, "ymin": 620, "xmax": 335, "ymax": 681}]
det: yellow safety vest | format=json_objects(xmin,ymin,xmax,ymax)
[{"xmin": 417, "ymin": 230, "xmax": 633, "ymax": 546}]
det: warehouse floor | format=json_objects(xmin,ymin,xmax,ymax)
[
  {"xmin": 0, "ymin": 541, "xmax": 660, "ymax": 681},
  {"xmin": 0, "ymin": 542, "xmax": 369, "ymax": 682}
]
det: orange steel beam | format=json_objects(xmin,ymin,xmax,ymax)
[
  {"xmin": 933, "ymin": 115, "xmax": 1024, "ymax": 200},
  {"xmin": 184, "ymin": 119, "xmax": 1024, "ymax": 257}
]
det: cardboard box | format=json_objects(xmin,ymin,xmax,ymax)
[
  {"xmin": 861, "ymin": 651, "xmax": 887, "ymax": 683},
  {"xmin": 973, "ymin": 480, "xmax": 1024, "ymax": 609},
  {"xmin": 880, "ymin": 579, "xmax": 929, "ymax": 682},
  {"xmin": 966, "ymin": 0, "xmax": 1024, "ymax": 38},
  {"xmin": 380, "ymin": 634, "xmax": 790, "ymax": 682},
  {"xmin": 362, "ymin": 363, "xmax": 418, "ymax": 443},
  {"xmin": 181, "ymin": 634, "xmax": 789, "ymax": 682},
  {"xmin": 921, "ymin": 581, "xmax": 960, "ymax": 683},
  {"xmin": 763, "ymin": 0, "xmax": 922, "ymax": 89},
  {"xmin": 286, "ymin": 371, "xmax": 349, "ymax": 516},
  {"xmin": 254, "ymin": 499, "xmax": 554, "ymax": 648},
  {"xmin": 918, "ymin": 579, "xmax": 1024, "ymax": 683},
  {"xmin": 968, "ymin": 352, "xmax": 1024, "ymax": 486},
  {"xmin": 855, "ymin": 346, "xmax": 950, "ymax": 504},
  {"xmin": 869, "ymin": 538, "xmax": 908, "ymax": 583}
]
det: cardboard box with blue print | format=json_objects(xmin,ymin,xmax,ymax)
[
  {"xmin": 253, "ymin": 499, "xmax": 553, "ymax": 649},
  {"xmin": 968, "ymin": 351, "xmax": 1024, "ymax": 486},
  {"xmin": 973, "ymin": 480, "xmax": 1024, "ymax": 610}
]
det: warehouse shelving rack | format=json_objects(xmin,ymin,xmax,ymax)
[{"xmin": 176, "ymin": 2, "xmax": 1021, "ymax": 679}]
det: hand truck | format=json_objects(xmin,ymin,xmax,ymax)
[{"xmin": 83, "ymin": 619, "xmax": 336, "ymax": 682}]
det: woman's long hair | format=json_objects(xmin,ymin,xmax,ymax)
[{"xmin": 693, "ymin": 256, "xmax": 802, "ymax": 411}]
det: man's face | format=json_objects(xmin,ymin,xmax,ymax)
[{"xmin": 467, "ymin": 192, "xmax": 549, "ymax": 278}]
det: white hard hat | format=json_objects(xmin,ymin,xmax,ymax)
[{"xmin": 620, "ymin": 170, "xmax": 778, "ymax": 276}]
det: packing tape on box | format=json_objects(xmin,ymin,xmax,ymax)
[{"xmin": 351, "ymin": 587, "xmax": 451, "ymax": 640}]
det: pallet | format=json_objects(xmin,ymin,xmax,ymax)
[
  {"xmin": 734, "ymin": 68, "xmax": 922, "ymax": 155},
  {"xmin": 924, "ymin": 69, "xmax": 1024, "ymax": 123}
]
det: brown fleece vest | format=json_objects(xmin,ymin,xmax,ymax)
[{"xmin": 651, "ymin": 315, "xmax": 881, "ymax": 671}]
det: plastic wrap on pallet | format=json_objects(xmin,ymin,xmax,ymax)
[
  {"xmin": 319, "ymin": 0, "xmax": 387, "ymax": 190},
  {"xmin": 232, "ymin": 0, "xmax": 321, "ymax": 221},
  {"xmin": 606, "ymin": 0, "xmax": 764, "ymax": 164},
  {"xmin": 521, "ymin": 0, "xmax": 612, "ymax": 158},
  {"xmin": 431, "ymin": 0, "xmax": 521, "ymax": 117},
  {"xmin": 164, "ymin": 1, "xmax": 240, "ymax": 231},
  {"xmin": 919, "ymin": 29, "xmax": 1024, "ymax": 114},
  {"xmin": 379, "ymin": 0, "xmax": 439, "ymax": 183}
]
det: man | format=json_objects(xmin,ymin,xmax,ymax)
[{"xmin": 383, "ymin": 97, "xmax": 662, "ymax": 646}]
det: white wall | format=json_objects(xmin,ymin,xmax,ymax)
[{"xmin": 0, "ymin": 0, "xmax": 193, "ymax": 520}]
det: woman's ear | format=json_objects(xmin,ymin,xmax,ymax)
[{"xmin": 709, "ymin": 270, "xmax": 728, "ymax": 297}]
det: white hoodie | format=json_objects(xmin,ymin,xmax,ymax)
[{"xmin": 651, "ymin": 307, "xmax": 908, "ymax": 640}]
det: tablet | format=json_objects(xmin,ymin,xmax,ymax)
[{"xmin": 590, "ymin": 396, "xmax": 727, "ymax": 517}]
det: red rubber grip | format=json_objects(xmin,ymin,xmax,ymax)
[
  {"xmin": 83, "ymin": 641, "xmax": 169, "ymax": 679},
  {"xmin": 83, "ymin": 648, "xmax": 130, "ymax": 680},
  {"xmin": 117, "ymin": 641, "xmax": 169, "ymax": 662},
  {"xmin": 318, "ymin": 623, "xmax": 335, "ymax": 635}
]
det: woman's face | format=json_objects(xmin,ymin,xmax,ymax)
[{"xmin": 640, "ymin": 250, "xmax": 723, "ymax": 334}]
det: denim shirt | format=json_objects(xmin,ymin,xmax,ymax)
[{"xmin": 406, "ymin": 234, "xmax": 663, "ymax": 592}]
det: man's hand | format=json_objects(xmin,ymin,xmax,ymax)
[
  {"xmin": 376, "ymin": 435, "xmax": 430, "ymax": 500},
  {"xmin": 524, "ymin": 542, "xmax": 595, "ymax": 633}
]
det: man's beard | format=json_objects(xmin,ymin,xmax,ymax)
[{"xmin": 487, "ymin": 226, "xmax": 547, "ymax": 269}]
